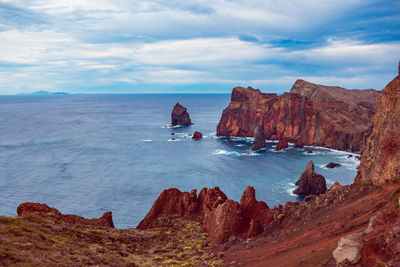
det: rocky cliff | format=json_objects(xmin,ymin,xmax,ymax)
[
  {"xmin": 217, "ymin": 81, "xmax": 382, "ymax": 152},
  {"xmin": 356, "ymin": 63, "xmax": 400, "ymax": 184}
]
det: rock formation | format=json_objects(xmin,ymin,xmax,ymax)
[
  {"xmin": 216, "ymin": 81, "xmax": 381, "ymax": 152},
  {"xmin": 138, "ymin": 186, "xmax": 273, "ymax": 244},
  {"xmin": 293, "ymin": 161, "xmax": 327, "ymax": 196},
  {"xmin": 356, "ymin": 62, "xmax": 400, "ymax": 184},
  {"xmin": 325, "ymin": 162, "xmax": 342, "ymax": 169},
  {"xmin": 171, "ymin": 103, "xmax": 192, "ymax": 126},
  {"xmin": 17, "ymin": 202, "xmax": 114, "ymax": 228},
  {"xmin": 275, "ymin": 135, "xmax": 288, "ymax": 151},
  {"xmin": 251, "ymin": 120, "xmax": 266, "ymax": 151},
  {"xmin": 192, "ymin": 131, "xmax": 203, "ymax": 139}
]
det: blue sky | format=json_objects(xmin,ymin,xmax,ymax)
[{"xmin": 0, "ymin": 0, "xmax": 399, "ymax": 94}]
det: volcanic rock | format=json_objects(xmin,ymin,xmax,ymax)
[
  {"xmin": 216, "ymin": 81, "xmax": 381, "ymax": 152},
  {"xmin": 251, "ymin": 120, "xmax": 266, "ymax": 151},
  {"xmin": 171, "ymin": 103, "xmax": 192, "ymax": 126},
  {"xmin": 192, "ymin": 131, "xmax": 203, "ymax": 139},
  {"xmin": 356, "ymin": 62, "xmax": 400, "ymax": 184},
  {"xmin": 293, "ymin": 161, "xmax": 327, "ymax": 196},
  {"xmin": 332, "ymin": 232, "xmax": 364, "ymax": 265},
  {"xmin": 240, "ymin": 186, "xmax": 271, "ymax": 227},
  {"xmin": 275, "ymin": 135, "xmax": 288, "ymax": 151},
  {"xmin": 17, "ymin": 202, "xmax": 114, "ymax": 228},
  {"xmin": 325, "ymin": 162, "xmax": 342, "ymax": 168}
]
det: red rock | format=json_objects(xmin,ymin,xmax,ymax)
[
  {"xmin": 293, "ymin": 161, "xmax": 327, "ymax": 196},
  {"xmin": 356, "ymin": 62, "xmax": 400, "ymax": 184},
  {"xmin": 275, "ymin": 135, "xmax": 288, "ymax": 151},
  {"xmin": 171, "ymin": 103, "xmax": 192, "ymax": 126},
  {"xmin": 205, "ymin": 200, "xmax": 244, "ymax": 244},
  {"xmin": 240, "ymin": 186, "xmax": 271, "ymax": 227},
  {"xmin": 192, "ymin": 131, "xmax": 203, "ymax": 139},
  {"xmin": 17, "ymin": 202, "xmax": 114, "ymax": 228},
  {"xmin": 217, "ymin": 81, "xmax": 381, "ymax": 152}
]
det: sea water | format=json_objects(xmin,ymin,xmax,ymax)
[{"xmin": 0, "ymin": 94, "xmax": 359, "ymax": 228}]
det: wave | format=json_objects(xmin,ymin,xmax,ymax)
[
  {"xmin": 212, "ymin": 150, "xmax": 241, "ymax": 156},
  {"xmin": 286, "ymin": 187, "xmax": 296, "ymax": 197},
  {"xmin": 142, "ymin": 139, "xmax": 152, "ymax": 142},
  {"xmin": 162, "ymin": 124, "xmax": 183, "ymax": 129},
  {"xmin": 168, "ymin": 139, "xmax": 180, "ymax": 142}
]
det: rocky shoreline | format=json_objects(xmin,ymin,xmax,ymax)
[{"xmin": 1, "ymin": 63, "xmax": 399, "ymax": 266}]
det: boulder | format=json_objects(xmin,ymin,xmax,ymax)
[
  {"xmin": 171, "ymin": 103, "xmax": 192, "ymax": 126},
  {"xmin": 275, "ymin": 135, "xmax": 288, "ymax": 151},
  {"xmin": 293, "ymin": 161, "xmax": 327, "ymax": 196},
  {"xmin": 251, "ymin": 120, "xmax": 266, "ymax": 151},
  {"xmin": 332, "ymin": 232, "xmax": 364, "ymax": 265},
  {"xmin": 192, "ymin": 131, "xmax": 203, "ymax": 139},
  {"xmin": 17, "ymin": 202, "xmax": 114, "ymax": 228},
  {"xmin": 325, "ymin": 162, "xmax": 342, "ymax": 169}
]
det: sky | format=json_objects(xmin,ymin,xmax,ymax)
[{"xmin": 0, "ymin": 0, "xmax": 399, "ymax": 94}]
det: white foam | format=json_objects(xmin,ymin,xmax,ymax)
[
  {"xmin": 212, "ymin": 150, "xmax": 241, "ymax": 156},
  {"xmin": 163, "ymin": 125, "xmax": 183, "ymax": 129},
  {"xmin": 168, "ymin": 139, "xmax": 180, "ymax": 142},
  {"xmin": 142, "ymin": 139, "xmax": 152, "ymax": 142},
  {"xmin": 235, "ymin": 144, "xmax": 245, "ymax": 147},
  {"xmin": 286, "ymin": 188, "xmax": 297, "ymax": 197},
  {"xmin": 241, "ymin": 152, "xmax": 260, "ymax": 156}
]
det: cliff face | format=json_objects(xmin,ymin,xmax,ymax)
[
  {"xmin": 217, "ymin": 81, "xmax": 382, "ymax": 152},
  {"xmin": 356, "ymin": 63, "xmax": 400, "ymax": 184}
]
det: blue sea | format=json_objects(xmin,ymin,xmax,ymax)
[{"xmin": 0, "ymin": 94, "xmax": 360, "ymax": 228}]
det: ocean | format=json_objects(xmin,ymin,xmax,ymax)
[{"xmin": 0, "ymin": 94, "xmax": 360, "ymax": 228}]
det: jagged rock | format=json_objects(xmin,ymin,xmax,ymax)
[
  {"xmin": 325, "ymin": 162, "xmax": 342, "ymax": 169},
  {"xmin": 171, "ymin": 103, "xmax": 192, "ymax": 126},
  {"xmin": 17, "ymin": 202, "xmax": 114, "ymax": 228},
  {"xmin": 137, "ymin": 188, "xmax": 199, "ymax": 229},
  {"xmin": 275, "ymin": 135, "xmax": 288, "ymax": 151},
  {"xmin": 293, "ymin": 161, "xmax": 327, "ymax": 196},
  {"xmin": 307, "ymin": 149, "xmax": 313, "ymax": 153},
  {"xmin": 356, "ymin": 62, "xmax": 400, "ymax": 184},
  {"xmin": 217, "ymin": 81, "xmax": 381, "ymax": 152},
  {"xmin": 251, "ymin": 120, "xmax": 266, "ymax": 151},
  {"xmin": 205, "ymin": 200, "xmax": 244, "ymax": 244},
  {"xmin": 192, "ymin": 131, "xmax": 203, "ymax": 139},
  {"xmin": 332, "ymin": 232, "xmax": 364, "ymax": 265},
  {"xmin": 139, "ymin": 186, "xmax": 273, "ymax": 244}
]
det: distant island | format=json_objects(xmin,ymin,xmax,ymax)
[{"xmin": 20, "ymin": 90, "xmax": 70, "ymax": 95}]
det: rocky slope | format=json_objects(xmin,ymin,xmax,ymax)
[
  {"xmin": 356, "ymin": 63, "xmax": 400, "ymax": 184},
  {"xmin": 217, "ymin": 81, "xmax": 382, "ymax": 152}
]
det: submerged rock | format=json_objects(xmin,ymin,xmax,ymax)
[
  {"xmin": 294, "ymin": 161, "xmax": 327, "ymax": 196},
  {"xmin": 192, "ymin": 131, "xmax": 203, "ymax": 139},
  {"xmin": 171, "ymin": 103, "xmax": 192, "ymax": 126},
  {"xmin": 325, "ymin": 162, "xmax": 342, "ymax": 169},
  {"xmin": 17, "ymin": 202, "xmax": 114, "ymax": 228}
]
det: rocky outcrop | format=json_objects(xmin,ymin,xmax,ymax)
[
  {"xmin": 138, "ymin": 186, "xmax": 273, "ymax": 244},
  {"xmin": 325, "ymin": 162, "xmax": 342, "ymax": 169},
  {"xmin": 171, "ymin": 103, "xmax": 192, "ymax": 126},
  {"xmin": 217, "ymin": 81, "xmax": 381, "ymax": 152},
  {"xmin": 356, "ymin": 62, "xmax": 400, "ymax": 184},
  {"xmin": 17, "ymin": 202, "xmax": 114, "ymax": 228},
  {"xmin": 293, "ymin": 161, "xmax": 327, "ymax": 196},
  {"xmin": 251, "ymin": 120, "xmax": 266, "ymax": 151},
  {"xmin": 275, "ymin": 135, "xmax": 288, "ymax": 151},
  {"xmin": 332, "ymin": 232, "xmax": 364, "ymax": 265},
  {"xmin": 192, "ymin": 131, "xmax": 203, "ymax": 139}
]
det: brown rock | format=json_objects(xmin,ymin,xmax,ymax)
[
  {"xmin": 325, "ymin": 162, "xmax": 342, "ymax": 169},
  {"xmin": 293, "ymin": 161, "xmax": 327, "ymax": 196},
  {"xmin": 275, "ymin": 135, "xmax": 289, "ymax": 151},
  {"xmin": 17, "ymin": 202, "xmax": 114, "ymax": 228},
  {"xmin": 206, "ymin": 200, "xmax": 244, "ymax": 244},
  {"xmin": 192, "ymin": 131, "xmax": 203, "ymax": 139},
  {"xmin": 251, "ymin": 120, "xmax": 266, "ymax": 151},
  {"xmin": 217, "ymin": 81, "xmax": 381, "ymax": 152},
  {"xmin": 240, "ymin": 186, "xmax": 271, "ymax": 226},
  {"xmin": 356, "ymin": 63, "xmax": 400, "ymax": 184},
  {"xmin": 171, "ymin": 103, "xmax": 192, "ymax": 126}
]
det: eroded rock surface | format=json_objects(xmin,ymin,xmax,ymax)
[
  {"xmin": 217, "ymin": 81, "xmax": 381, "ymax": 152},
  {"xmin": 251, "ymin": 120, "xmax": 266, "ymax": 151},
  {"xmin": 17, "ymin": 202, "xmax": 114, "ymax": 228},
  {"xmin": 356, "ymin": 62, "xmax": 400, "ymax": 184}
]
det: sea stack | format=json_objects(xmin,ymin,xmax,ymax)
[
  {"xmin": 192, "ymin": 131, "xmax": 203, "ymax": 139},
  {"xmin": 294, "ymin": 161, "xmax": 327, "ymax": 196},
  {"xmin": 171, "ymin": 103, "xmax": 192, "ymax": 126},
  {"xmin": 275, "ymin": 135, "xmax": 289, "ymax": 151},
  {"xmin": 251, "ymin": 120, "xmax": 266, "ymax": 151}
]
